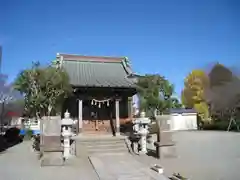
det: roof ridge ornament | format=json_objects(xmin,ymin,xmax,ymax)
[
  {"xmin": 51, "ymin": 59, "xmax": 61, "ymax": 69},
  {"xmin": 122, "ymin": 56, "xmax": 133, "ymax": 75},
  {"xmin": 52, "ymin": 53, "xmax": 62, "ymax": 68},
  {"xmin": 123, "ymin": 57, "xmax": 130, "ymax": 67}
]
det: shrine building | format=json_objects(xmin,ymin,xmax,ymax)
[{"xmin": 57, "ymin": 53, "xmax": 138, "ymax": 136}]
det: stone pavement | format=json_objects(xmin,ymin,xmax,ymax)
[
  {"xmin": 5, "ymin": 131, "xmax": 240, "ymax": 180},
  {"xmin": 89, "ymin": 153, "xmax": 169, "ymax": 180},
  {"xmin": 0, "ymin": 141, "xmax": 169, "ymax": 180},
  {"xmin": 0, "ymin": 141, "xmax": 98, "ymax": 180},
  {"xmin": 149, "ymin": 131, "xmax": 240, "ymax": 180}
]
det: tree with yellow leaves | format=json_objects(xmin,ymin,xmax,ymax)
[{"xmin": 181, "ymin": 70, "xmax": 210, "ymax": 122}]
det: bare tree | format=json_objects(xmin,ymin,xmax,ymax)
[
  {"xmin": 0, "ymin": 74, "xmax": 21, "ymax": 132},
  {"xmin": 206, "ymin": 63, "xmax": 240, "ymax": 131}
]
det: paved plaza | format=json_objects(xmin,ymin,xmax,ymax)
[
  {"xmin": 1, "ymin": 131, "xmax": 240, "ymax": 180},
  {"xmin": 149, "ymin": 131, "xmax": 240, "ymax": 180},
  {"xmin": 0, "ymin": 141, "xmax": 167, "ymax": 180},
  {"xmin": 0, "ymin": 141, "xmax": 98, "ymax": 180}
]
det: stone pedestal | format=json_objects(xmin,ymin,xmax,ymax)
[
  {"xmin": 62, "ymin": 128, "xmax": 71, "ymax": 159},
  {"xmin": 154, "ymin": 115, "xmax": 176, "ymax": 159},
  {"xmin": 40, "ymin": 116, "xmax": 63, "ymax": 166},
  {"xmin": 70, "ymin": 139, "xmax": 76, "ymax": 156},
  {"xmin": 138, "ymin": 128, "xmax": 148, "ymax": 154},
  {"xmin": 40, "ymin": 136, "xmax": 64, "ymax": 166},
  {"xmin": 154, "ymin": 141, "xmax": 176, "ymax": 159},
  {"xmin": 41, "ymin": 151, "xmax": 64, "ymax": 166}
]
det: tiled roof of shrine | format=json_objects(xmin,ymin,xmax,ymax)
[{"xmin": 59, "ymin": 53, "xmax": 137, "ymax": 88}]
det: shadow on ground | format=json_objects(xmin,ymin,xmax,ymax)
[
  {"xmin": 120, "ymin": 122, "xmax": 134, "ymax": 136},
  {"xmin": 0, "ymin": 127, "xmax": 23, "ymax": 153},
  {"xmin": 146, "ymin": 148, "xmax": 158, "ymax": 158}
]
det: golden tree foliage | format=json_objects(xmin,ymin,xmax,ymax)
[
  {"xmin": 181, "ymin": 70, "xmax": 210, "ymax": 121},
  {"xmin": 194, "ymin": 102, "xmax": 209, "ymax": 121}
]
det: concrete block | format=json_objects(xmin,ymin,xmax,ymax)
[{"xmin": 41, "ymin": 152, "xmax": 64, "ymax": 166}]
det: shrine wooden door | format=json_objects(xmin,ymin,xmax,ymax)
[{"xmin": 82, "ymin": 104, "xmax": 112, "ymax": 134}]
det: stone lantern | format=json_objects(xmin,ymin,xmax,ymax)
[
  {"xmin": 61, "ymin": 110, "xmax": 74, "ymax": 159},
  {"xmin": 132, "ymin": 111, "xmax": 151, "ymax": 154}
]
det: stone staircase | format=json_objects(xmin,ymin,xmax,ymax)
[{"xmin": 75, "ymin": 135, "xmax": 131, "ymax": 157}]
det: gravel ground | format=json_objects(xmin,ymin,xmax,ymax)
[{"xmin": 147, "ymin": 131, "xmax": 240, "ymax": 180}]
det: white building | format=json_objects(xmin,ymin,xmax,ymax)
[{"xmin": 169, "ymin": 108, "xmax": 198, "ymax": 131}]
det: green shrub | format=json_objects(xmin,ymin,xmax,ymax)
[
  {"xmin": 24, "ymin": 129, "xmax": 33, "ymax": 140},
  {"xmin": 202, "ymin": 120, "xmax": 240, "ymax": 131}
]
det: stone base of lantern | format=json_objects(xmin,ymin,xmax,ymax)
[
  {"xmin": 154, "ymin": 142, "xmax": 177, "ymax": 159},
  {"xmin": 41, "ymin": 151, "xmax": 64, "ymax": 166}
]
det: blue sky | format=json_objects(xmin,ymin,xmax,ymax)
[{"xmin": 0, "ymin": 0, "xmax": 239, "ymax": 97}]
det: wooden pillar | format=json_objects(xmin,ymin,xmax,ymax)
[
  {"xmin": 128, "ymin": 97, "xmax": 133, "ymax": 120},
  {"xmin": 78, "ymin": 99, "xmax": 83, "ymax": 133},
  {"xmin": 115, "ymin": 99, "xmax": 120, "ymax": 136}
]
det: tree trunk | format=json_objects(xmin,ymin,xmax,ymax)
[
  {"xmin": 47, "ymin": 105, "xmax": 52, "ymax": 117},
  {"xmin": 36, "ymin": 111, "xmax": 41, "ymax": 120}
]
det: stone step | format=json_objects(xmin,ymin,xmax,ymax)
[
  {"xmin": 75, "ymin": 137, "xmax": 130, "ymax": 156},
  {"xmin": 76, "ymin": 147, "xmax": 129, "ymax": 156},
  {"xmin": 79, "ymin": 142, "xmax": 125, "ymax": 146},
  {"xmin": 88, "ymin": 147, "xmax": 128, "ymax": 154},
  {"xmin": 76, "ymin": 137, "xmax": 126, "ymax": 142},
  {"xmin": 77, "ymin": 142, "xmax": 128, "ymax": 152},
  {"xmin": 83, "ymin": 143, "xmax": 126, "ymax": 149},
  {"xmin": 78, "ymin": 140, "xmax": 125, "ymax": 145}
]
